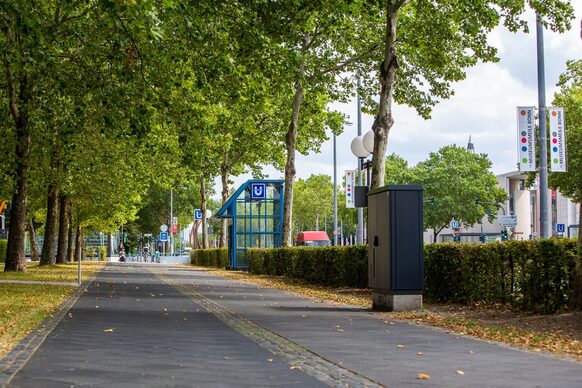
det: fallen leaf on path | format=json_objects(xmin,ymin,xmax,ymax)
[
  {"xmin": 267, "ymin": 359, "xmax": 273, "ymax": 363},
  {"xmin": 397, "ymin": 344, "xmax": 406, "ymax": 349},
  {"xmin": 469, "ymin": 350, "xmax": 475, "ymax": 354},
  {"xmin": 290, "ymin": 365, "xmax": 302, "ymax": 370},
  {"xmin": 103, "ymin": 328, "xmax": 114, "ymax": 333},
  {"xmin": 416, "ymin": 373, "xmax": 430, "ymax": 380},
  {"xmin": 416, "ymin": 352, "xmax": 423, "ymax": 356},
  {"xmin": 456, "ymin": 370, "xmax": 465, "ymax": 375}
]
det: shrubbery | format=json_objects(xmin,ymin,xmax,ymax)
[
  {"xmin": 0, "ymin": 240, "xmax": 6, "ymax": 263},
  {"xmin": 191, "ymin": 239, "xmax": 579, "ymax": 313},
  {"xmin": 424, "ymin": 239, "xmax": 578, "ymax": 314},
  {"xmin": 190, "ymin": 248, "xmax": 228, "ymax": 268},
  {"xmin": 247, "ymin": 246, "xmax": 368, "ymax": 288}
]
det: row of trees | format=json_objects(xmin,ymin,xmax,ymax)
[{"xmin": 1, "ymin": 1, "xmax": 575, "ymax": 271}]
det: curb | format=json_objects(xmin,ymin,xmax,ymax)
[{"xmin": 0, "ymin": 267, "xmax": 103, "ymax": 387}]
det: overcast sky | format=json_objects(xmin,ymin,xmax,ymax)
[{"xmin": 220, "ymin": 5, "xmax": 581, "ymax": 196}]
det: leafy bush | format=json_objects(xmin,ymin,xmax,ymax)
[
  {"xmin": 0, "ymin": 240, "xmax": 7, "ymax": 263},
  {"xmin": 192, "ymin": 240, "xmax": 579, "ymax": 313},
  {"xmin": 247, "ymin": 245, "xmax": 368, "ymax": 288},
  {"xmin": 191, "ymin": 248, "xmax": 228, "ymax": 268},
  {"xmin": 424, "ymin": 239, "xmax": 578, "ymax": 313}
]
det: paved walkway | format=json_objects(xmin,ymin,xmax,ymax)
[{"xmin": 2, "ymin": 264, "xmax": 581, "ymax": 387}]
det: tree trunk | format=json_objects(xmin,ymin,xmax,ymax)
[
  {"xmin": 67, "ymin": 205, "xmax": 74, "ymax": 262},
  {"xmin": 282, "ymin": 79, "xmax": 305, "ymax": 246},
  {"xmin": 433, "ymin": 228, "xmax": 438, "ymax": 243},
  {"xmin": 200, "ymin": 177, "xmax": 209, "ymax": 249},
  {"xmin": 370, "ymin": 1, "xmax": 406, "ymax": 189},
  {"xmin": 4, "ymin": 74, "xmax": 32, "ymax": 272},
  {"xmin": 219, "ymin": 162, "xmax": 229, "ymax": 248},
  {"xmin": 107, "ymin": 233, "xmax": 112, "ymax": 258},
  {"xmin": 26, "ymin": 218, "xmax": 39, "ymax": 261},
  {"xmin": 74, "ymin": 224, "xmax": 83, "ymax": 262},
  {"xmin": 40, "ymin": 185, "xmax": 59, "ymax": 265},
  {"xmin": 56, "ymin": 194, "xmax": 68, "ymax": 264}
]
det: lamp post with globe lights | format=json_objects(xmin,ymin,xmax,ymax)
[{"xmin": 350, "ymin": 129, "xmax": 374, "ymax": 244}]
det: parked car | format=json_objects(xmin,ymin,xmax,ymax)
[{"xmin": 295, "ymin": 231, "xmax": 331, "ymax": 247}]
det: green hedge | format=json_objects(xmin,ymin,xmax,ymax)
[
  {"xmin": 424, "ymin": 239, "xmax": 578, "ymax": 314},
  {"xmin": 0, "ymin": 240, "xmax": 6, "ymax": 263},
  {"xmin": 190, "ymin": 248, "xmax": 228, "ymax": 268},
  {"xmin": 191, "ymin": 240, "xmax": 579, "ymax": 313},
  {"xmin": 247, "ymin": 246, "xmax": 368, "ymax": 288}
]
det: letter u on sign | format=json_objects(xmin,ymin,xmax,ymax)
[{"xmin": 251, "ymin": 183, "xmax": 266, "ymax": 199}]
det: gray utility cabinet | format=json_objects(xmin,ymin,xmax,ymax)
[{"xmin": 368, "ymin": 185, "xmax": 424, "ymax": 311}]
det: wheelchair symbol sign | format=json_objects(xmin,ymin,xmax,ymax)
[{"xmin": 251, "ymin": 183, "xmax": 266, "ymax": 199}]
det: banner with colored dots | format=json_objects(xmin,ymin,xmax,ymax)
[
  {"xmin": 549, "ymin": 107, "xmax": 567, "ymax": 172},
  {"xmin": 345, "ymin": 170, "xmax": 355, "ymax": 208},
  {"xmin": 516, "ymin": 107, "xmax": 536, "ymax": 172}
]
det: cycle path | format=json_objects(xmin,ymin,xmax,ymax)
[
  {"xmin": 5, "ymin": 264, "xmax": 582, "ymax": 387},
  {"xmin": 5, "ymin": 265, "xmax": 326, "ymax": 387},
  {"xmin": 156, "ymin": 265, "xmax": 582, "ymax": 388}
]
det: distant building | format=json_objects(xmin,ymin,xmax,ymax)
[
  {"xmin": 466, "ymin": 135, "xmax": 475, "ymax": 154},
  {"xmin": 424, "ymin": 171, "xmax": 580, "ymax": 243}
]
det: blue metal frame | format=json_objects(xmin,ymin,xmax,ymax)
[{"xmin": 216, "ymin": 180, "xmax": 284, "ymax": 269}]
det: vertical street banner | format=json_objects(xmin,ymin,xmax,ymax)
[
  {"xmin": 345, "ymin": 170, "xmax": 355, "ymax": 208},
  {"xmin": 517, "ymin": 107, "xmax": 536, "ymax": 171},
  {"xmin": 549, "ymin": 107, "xmax": 567, "ymax": 172}
]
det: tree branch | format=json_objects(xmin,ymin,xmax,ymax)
[
  {"xmin": 111, "ymin": 11, "xmax": 161, "ymax": 98},
  {"xmin": 308, "ymin": 43, "xmax": 380, "ymax": 82},
  {"xmin": 4, "ymin": 60, "xmax": 20, "ymax": 123}
]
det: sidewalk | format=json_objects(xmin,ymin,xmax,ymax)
[{"xmin": 3, "ymin": 264, "xmax": 581, "ymax": 387}]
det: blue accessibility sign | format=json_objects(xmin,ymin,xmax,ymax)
[
  {"xmin": 251, "ymin": 183, "xmax": 266, "ymax": 199},
  {"xmin": 451, "ymin": 220, "xmax": 460, "ymax": 229},
  {"xmin": 556, "ymin": 224, "xmax": 565, "ymax": 233},
  {"xmin": 194, "ymin": 209, "xmax": 202, "ymax": 220},
  {"xmin": 159, "ymin": 231, "xmax": 169, "ymax": 242}
]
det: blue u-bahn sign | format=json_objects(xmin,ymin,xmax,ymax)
[{"xmin": 251, "ymin": 183, "xmax": 266, "ymax": 199}]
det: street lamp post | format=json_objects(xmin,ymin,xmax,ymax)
[
  {"xmin": 536, "ymin": 14, "xmax": 550, "ymax": 238},
  {"xmin": 356, "ymin": 77, "xmax": 364, "ymax": 245},
  {"xmin": 333, "ymin": 133, "xmax": 338, "ymax": 246}
]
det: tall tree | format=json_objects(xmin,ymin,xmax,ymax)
[
  {"xmin": 548, "ymin": 59, "xmax": 582, "ymax": 308},
  {"xmin": 414, "ymin": 146, "xmax": 507, "ymax": 242},
  {"xmin": 0, "ymin": 0, "xmax": 169, "ymax": 271},
  {"xmin": 363, "ymin": 0, "xmax": 574, "ymax": 189},
  {"xmin": 254, "ymin": 1, "xmax": 376, "ymax": 245}
]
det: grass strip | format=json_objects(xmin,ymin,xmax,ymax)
[{"xmin": 0, "ymin": 262, "xmax": 104, "ymax": 359}]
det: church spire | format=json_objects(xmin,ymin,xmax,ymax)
[{"xmin": 467, "ymin": 135, "xmax": 475, "ymax": 154}]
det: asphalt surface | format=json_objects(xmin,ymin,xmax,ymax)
[{"xmin": 5, "ymin": 264, "xmax": 582, "ymax": 387}]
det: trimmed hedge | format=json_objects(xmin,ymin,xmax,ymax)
[
  {"xmin": 0, "ymin": 240, "xmax": 6, "ymax": 263},
  {"xmin": 424, "ymin": 239, "xmax": 578, "ymax": 314},
  {"xmin": 191, "ymin": 240, "xmax": 579, "ymax": 313},
  {"xmin": 247, "ymin": 246, "xmax": 368, "ymax": 288},
  {"xmin": 190, "ymin": 248, "xmax": 228, "ymax": 268}
]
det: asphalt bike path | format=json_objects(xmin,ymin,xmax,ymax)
[
  {"xmin": 154, "ymin": 266, "xmax": 582, "ymax": 388},
  {"xmin": 5, "ymin": 264, "xmax": 582, "ymax": 387},
  {"xmin": 6, "ymin": 265, "xmax": 325, "ymax": 387}
]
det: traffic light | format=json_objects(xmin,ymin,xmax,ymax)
[
  {"xmin": 430, "ymin": 197, "xmax": 435, "ymax": 206},
  {"xmin": 474, "ymin": 197, "xmax": 479, "ymax": 207},
  {"xmin": 453, "ymin": 234, "xmax": 460, "ymax": 242},
  {"xmin": 479, "ymin": 234, "xmax": 486, "ymax": 243},
  {"xmin": 501, "ymin": 230, "xmax": 508, "ymax": 241}
]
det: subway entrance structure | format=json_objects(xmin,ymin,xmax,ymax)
[{"xmin": 216, "ymin": 180, "xmax": 284, "ymax": 269}]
